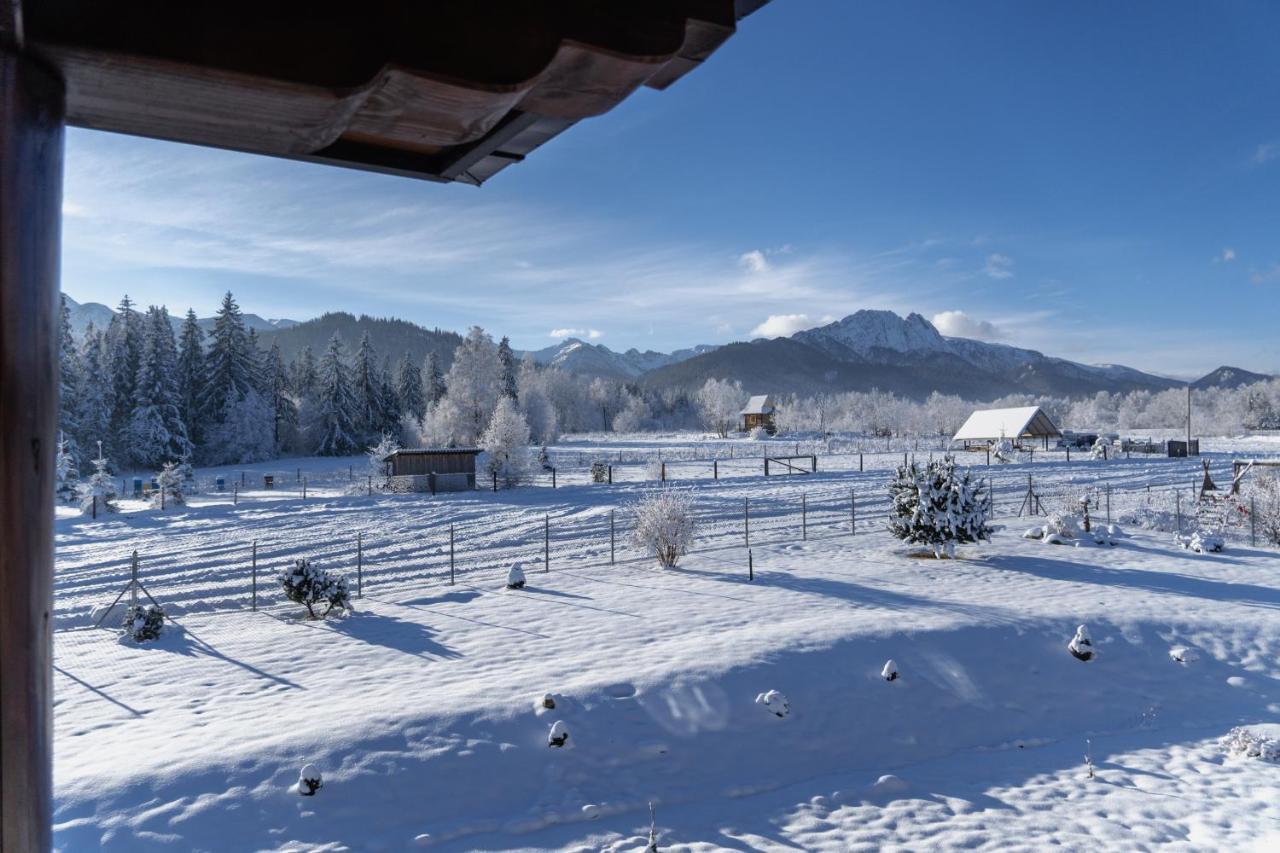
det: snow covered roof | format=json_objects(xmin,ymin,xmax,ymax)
[
  {"xmin": 389, "ymin": 448, "xmax": 482, "ymax": 456},
  {"xmin": 952, "ymin": 407, "xmax": 1061, "ymax": 442},
  {"xmin": 740, "ymin": 395, "xmax": 775, "ymax": 415}
]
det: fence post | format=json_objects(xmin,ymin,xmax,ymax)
[
  {"xmin": 1066, "ymin": 446, "xmax": 1071, "ymax": 463},
  {"xmin": 161, "ymin": 481, "xmax": 165, "ymax": 510},
  {"xmin": 748, "ymin": 548, "xmax": 754, "ymax": 582},
  {"xmin": 493, "ymin": 471, "xmax": 498, "ymax": 492},
  {"xmin": 802, "ymin": 494, "xmax": 807, "ymax": 540},
  {"xmin": 251, "ymin": 540, "xmax": 257, "ymax": 611},
  {"xmin": 302, "ymin": 477, "xmax": 307, "ymax": 499},
  {"xmin": 297, "ymin": 467, "xmax": 301, "ymax": 483},
  {"xmin": 1176, "ymin": 490, "xmax": 1182, "ymax": 533},
  {"xmin": 851, "ymin": 489, "xmax": 856, "ymax": 534},
  {"xmin": 859, "ymin": 452, "xmax": 863, "ymax": 472},
  {"xmin": 449, "ymin": 523, "xmax": 455, "ymax": 585},
  {"xmin": 544, "ymin": 513, "xmax": 550, "ymax": 573},
  {"xmin": 241, "ymin": 470, "xmax": 246, "ymax": 487},
  {"xmin": 608, "ymin": 465, "xmax": 612, "ymax": 485},
  {"xmin": 1251, "ymin": 497, "xmax": 1256, "ymax": 546},
  {"xmin": 552, "ymin": 467, "xmax": 557, "ymax": 489},
  {"xmin": 812, "ymin": 454, "xmax": 817, "ymax": 472},
  {"xmin": 367, "ymin": 474, "xmax": 372, "ymax": 497},
  {"xmin": 1105, "ymin": 484, "xmax": 1111, "ymax": 526},
  {"xmin": 92, "ymin": 494, "xmax": 97, "ymax": 519},
  {"xmin": 744, "ymin": 497, "xmax": 750, "ymax": 547},
  {"xmin": 233, "ymin": 484, "xmax": 238, "ymax": 506},
  {"xmin": 348, "ymin": 465, "xmax": 353, "ymax": 481},
  {"xmin": 356, "ymin": 532, "xmax": 363, "ymax": 598},
  {"xmin": 764, "ymin": 458, "xmax": 769, "ymax": 477},
  {"xmin": 130, "ymin": 551, "xmax": 139, "ymax": 611},
  {"xmin": 713, "ymin": 459, "xmax": 718, "ymax": 480},
  {"xmin": 610, "ymin": 509, "xmax": 616, "ymax": 565},
  {"xmin": 661, "ymin": 462, "xmax": 666, "ymax": 482}
]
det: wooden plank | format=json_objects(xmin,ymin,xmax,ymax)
[{"xmin": 0, "ymin": 48, "xmax": 63, "ymax": 853}]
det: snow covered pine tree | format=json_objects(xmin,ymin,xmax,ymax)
[
  {"xmin": 889, "ymin": 455, "xmax": 991, "ymax": 558},
  {"xmin": 278, "ymin": 559, "xmax": 352, "ymax": 619}
]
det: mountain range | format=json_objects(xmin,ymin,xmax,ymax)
[{"xmin": 61, "ymin": 294, "xmax": 1270, "ymax": 399}]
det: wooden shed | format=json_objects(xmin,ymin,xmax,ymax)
[
  {"xmin": 952, "ymin": 406, "xmax": 1062, "ymax": 450},
  {"xmin": 740, "ymin": 395, "xmax": 777, "ymax": 434},
  {"xmin": 386, "ymin": 448, "xmax": 481, "ymax": 493}
]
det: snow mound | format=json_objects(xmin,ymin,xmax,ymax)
[
  {"xmin": 547, "ymin": 720, "xmax": 570, "ymax": 748},
  {"xmin": 881, "ymin": 659, "xmax": 899, "ymax": 682},
  {"xmin": 1222, "ymin": 725, "xmax": 1280, "ymax": 762},
  {"xmin": 1177, "ymin": 528, "xmax": 1224, "ymax": 554},
  {"xmin": 506, "ymin": 562, "xmax": 526, "ymax": 590},
  {"xmin": 297, "ymin": 763, "xmax": 322, "ymax": 796},
  {"xmin": 1169, "ymin": 646, "xmax": 1200, "ymax": 664},
  {"xmin": 867, "ymin": 774, "xmax": 910, "ymax": 795},
  {"xmin": 755, "ymin": 689, "xmax": 790, "ymax": 718}
]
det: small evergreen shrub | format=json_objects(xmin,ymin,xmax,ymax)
[
  {"xmin": 888, "ymin": 456, "xmax": 991, "ymax": 558},
  {"xmin": 122, "ymin": 603, "xmax": 165, "ymax": 642},
  {"xmin": 279, "ymin": 558, "xmax": 351, "ymax": 619},
  {"xmin": 590, "ymin": 461, "xmax": 609, "ymax": 483}
]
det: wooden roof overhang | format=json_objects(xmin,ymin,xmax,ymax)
[{"xmin": 13, "ymin": 0, "xmax": 768, "ymax": 184}]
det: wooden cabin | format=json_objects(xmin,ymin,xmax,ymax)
[
  {"xmin": 386, "ymin": 448, "xmax": 481, "ymax": 493},
  {"xmin": 740, "ymin": 395, "xmax": 778, "ymax": 434},
  {"xmin": 951, "ymin": 406, "xmax": 1062, "ymax": 450}
]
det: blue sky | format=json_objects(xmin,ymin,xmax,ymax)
[{"xmin": 61, "ymin": 1, "xmax": 1280, "ymax": 377}]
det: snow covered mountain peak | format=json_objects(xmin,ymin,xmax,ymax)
[{"xmin": 796, "ymin": 309, "xmax": 948, "ymax": 357}]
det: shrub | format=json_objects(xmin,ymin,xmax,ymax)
[
  {"xmin": 122, "ymin": 603, "xmax": 165, "ymax": 642},
  {"xmin": 888, "ymin": 456, "xmax": 991, "ymax": 558},
  {"xmin": 630, "ymin": 488, "xmax": 697, "ymax": 568},
  {"xmin": 279, "ymin": 558, "xmax": 351, "ymax": 619},
  {"xmin": 1250, "ymin": 472, "xmax": 1280, "ymax": 546},
  {"xmin": 590, "ymin": 461, "xmax": 609, "ymax": 483},
  {"xmin": 150, "ymin": 461, "xmax": 186, "ymax": 507}
]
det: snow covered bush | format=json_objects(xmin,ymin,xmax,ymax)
[
  {"xmin": 1177, "ymin": 527, "xmax": 1224, "ymax": 554},
  {"xmin": 590, "ymin": 461, "xmax": 608, "ymax": 483},
  {"xmin": 1222, "ymin": 725, "xmax": 1280, "ymax": 762},
  {"xmin": 367, "ymin": 432, "xmax": 400, "ymax": 488},
  {"xmin": 547, "ymin": 720, "xmax": 570, "ymax": 748},
  {"xmin": 755, "ymin": 689, "xmax": 790, "ymax": 718},
  {"xmin": 122, "ymin": 603, "xmax": 165, "ymax": 642},
  {"xmin": 298, "ymin": 764, "xmax": 323, "ymax": 796},
  {"xmin": 1068, "ymin": 625, "xmax": 1096, "ymax": 661},
  {"xmin": 506, "ymin": 562, "xmax": 526, "ymax": 590},
  {"xmin": 1248, "ymin": 472, "xmax": 1280, "ymax": 546},
  {"xmin": 992, "ymin": 439, "xmax": 1016, "ymax": 464},
  {"xmin": 278, "ymin": 559, "xmax": 351, "ymax": 619},
  {"xmin": 749, "ymin": 425, "xmax": 767, "ymax": 441},
  {"xmin": 881, "ymin": 659, "xmax": 899, "ymax": 682},
  {"xmin": 630, "ymin": 488, "xmax": 697, "ymax": 568},
  {"xmin": 481, "ymin": 397, "xmax": 532, "ymax": 488},
  {"xmin": 77, "ymin": 445, "xmax": 118, "ymax": 515},
  {"xmin": 644, "ymin": 460, "xmax": 664, "ymax": 481},
  {"xmin": 1089, "ymin": 437, "xmax": 1110, "ymax": 460},
  {"xmin": 150, "ymin": 461, "xmax": 185, "ymax": 507},
  {"xmin": 888, "ymin": 456, "xmax": 991, "ymax": 558}
]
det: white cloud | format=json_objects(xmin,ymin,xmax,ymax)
[
  {"xmin": 1249, "ymin": 264, "xmax": 1280, "ymax": 285},
  {"xmin": 738, "ymin": 249, "xmax": 770, "ymax": 274},
  {"xmin": 548, "ymin": 328, "xmax": 603, "ymax": 340},
  {"xmin": 983, "ymin": 253, "xmax": 1014, "ymax": 279},
  {"xmin": 931, "ymin": 310, "xmax": 1003, "ymax": 341},
  {"xmin": 749, "ymin": 313, "xmax": 831, "ymax": 338},
  {"xmin": 1216, "ymin": 247, "xmax": 1236, "ymax": 263},
  {"xmin": 1253, "ymin": 142, "xmax": 1280, "ymax": 165}
]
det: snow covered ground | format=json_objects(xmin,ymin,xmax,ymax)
[{"xmin": 52, "ymin": 437, "xmax": 1280, "ymax": 850}]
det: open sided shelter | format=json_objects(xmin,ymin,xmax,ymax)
[
  {"xmin": 952, "ymin": 406, "xmax": 1062, "ymax": 450},
  {"xmin": 0, "ymin": 2, "xmax": 769, "ymax": 843},
  {"xmin": 386, "ymin": 448, "xmax": 481, "ymax": 492}
]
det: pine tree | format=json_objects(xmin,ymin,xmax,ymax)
[
  {"xmin": 888, "ymin": 456, "xmax": 991, "ymax": 558},
  {"xmin": 75, "ymin": 322, "xmax": 113, "ymax": 453},
  {"xmin": 498, "ymin": 335, "xmax": 518, "ymax": 402},
  {"xmin": 396, "ymin": 352, "xmax": 426, "ymax": 425},
  {"xmin": 265, "ymin": 342, "xmax": 297, "ymax": 452},
  {"xmin": 55, "ymin": 431, "xmax": 80, "ymax": 503},
  {"xmin": 480, "ymin": 397, "xmax": 532, "ymax": 487},
  {"xmin": 291, "ymin": 345, "xmax": 319, "ymax": 401},
  {"xmin": 423, "ymin": 351, "xmax": 446, "ymax": 406},
  {"xmin": 245, "ymin": 327, "xmax": 268, "ymax": 394},
  {"xmin": 128, "ymin": 306, "xmax": 192, "ymax": 467},
  {"xmin": 379, "ymin": 354, "xmax": 402, "ymax": 434},
  {"xmin": 205, "ymin": 389, "xmax": 274, "ymax": 463},
  {"xmin": 200, "ymin": 291, "xmax": 255, "ymax": 429},
  {"xmin": 57, "ymin": 295, "xmax": 83, "ymax": 464},
  {"xmin": 313, "ymin": 333, "xmax": 360, "ymax": 456},
  {"xmin": 78, "ymin": 441, "xmax": 119, "ymax": 515},
  {"xmin": 352, "ymin": 332, "xmax": 391, "ymax": 443},
  {"xmin": 104, "ymin": 295, "xmax": 144, "ymax": 459},
  {"xmin": 175, "ymin": 309, "xmax": 206, "ymax": 451}
]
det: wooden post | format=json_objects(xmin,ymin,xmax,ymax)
[
  {"xmin": 744, "ymin": 497, "xmax": 750, "ymax": 547},
  {"xmin": 492, "ymin": 471, "xmax": 497, "ymax": 492},
  {"xmin": 251, "ymin": 540, "xmax": 257, "ymax": 611},
  {"xmin": 349, "ymin": 464, "xmax": 353, "ymax": 481},
  {"xmin": 764, "ymin": 458, "xmax": 769, "ymax": 477},
  {"xmin": 356, "ymin": 532, "xmax": 363, "ymax": 598},
  {"xmin": 160, "ymin": 480, "xmax": 165, "ymax": 510},
  {"xmin": 812, "ymin": 454, "xmax": 817, "ymax": 472},
  {"xmin": 1176, "ymin": 490, "xmax": 1182, "ymax": 532},
  {"xmin": 1066, "ymin": 446, "xmax": 1071, "ymax": 463},
  {"xmin": 302, "ymin": 477, "xmax": 307, "ymax": 499},
  {"xmin": 367, "ymin": 474, "xmax": 372, "ymax": 496},
  {"xmin": 91, "ymin": 494, "xmax": 97, "ymax": 519},
  {"xmin": 233, "ymin": 484, "xmax": 238, "ymax": 505},
  {"xmin": 986, "ymin": 446, "xmax": 990, "ymax": 466},
  {"xmin": 713, "ymin": 459, "xmax": 718, "ymax": 480},
  {"xmin": 552, "ymin": 466, "xmax": 556, "ymax": 488},
  {"xmin": 610, "ymin": 509, "xmax": 615, "ymax": 565},
  {"xmin": 449, "ymin": 523, "xmax": 455, "ymax": 584},
  {"xmin": 0, "ymin": 50, "xmax": 63, "ymax": 848},
  {"xmin": 297, "ymin": 467, "xmax": 300, "ymax": 482},
  {"xmin": 748, "ymin": 548, "xmax": 753, "ymax": 582},
  {"xmin": 859, "ymin": 452, "xmax": 863, "ymax": 472},
  {"xmin": 607, "ymin": 465, "xmax": 612, "ymax": 484},
  {"xmin": 1251, "ymin": 497, "xmax": 1256, "ymax": 546},
  {"xmin": 661, "ymin": 461, "xmax": 665, "ymax": 482},
  {"xmin": 544, "ymin": 513, "xmax": 550, "ymax": 573}
]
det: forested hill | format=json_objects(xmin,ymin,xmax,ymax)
[{"xmin": 256, "ymin": 312, "xmax": 463, "ymax": 369}]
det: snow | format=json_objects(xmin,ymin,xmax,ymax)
[
  {"xmin": 952, "ymin": 406, "xmax": 1058, "ymax": 443},
  {"xmin": 49, "ymin": 437, "xmax": 1280, "ymax": 850}
]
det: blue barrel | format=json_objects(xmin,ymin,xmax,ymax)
[
  {"xmin": 132, "ymin": 477, "xmax": 143, "ymax": 498},
  {"xmin": 215, "ymin": 476, "xmax": 226, "ymax": 492}
]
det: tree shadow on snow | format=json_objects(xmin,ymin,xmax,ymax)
[{"xmin": 323, "ymin": 611, "xmax": 463, "ymax": 660}]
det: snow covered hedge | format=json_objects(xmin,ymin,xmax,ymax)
[
  {"xmin": 278, "ymin": 559, "xmax": 351, "ymax": 619},
  {"xmin": 122, "ymin": 604, "xmax": 165, "ymax": 642},
  {"xmin": 630, "ymin": 488, "xmax": 697, "ymax": 568},
  {"xmin": 888, "ymin": 456, "xmax": 991, "ymax": 558}
]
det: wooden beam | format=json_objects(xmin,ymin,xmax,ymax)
[{"xmin": 0, "ymin": 47, "xmax": 63, "ymax": 853}]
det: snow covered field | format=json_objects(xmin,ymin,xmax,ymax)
[{"xmin": 52, "ymin": 436, "xmax": 1280, "ymax": 850}]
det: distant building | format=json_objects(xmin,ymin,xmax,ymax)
[
  {"xmin": 740, "ymin": 395, "xmax": 777, "ymax": 434},
  {"xmin": 952, "ymin": 406, "xmax": 1062, "ymax": 449},
  {"xmin": 385, "ymin": 448, "xmax": 481, "ymax": 493}
]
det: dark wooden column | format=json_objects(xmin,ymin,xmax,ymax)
[{"xmin": 0, "ymin": 48, "xmax": 64, "ymax": 853}]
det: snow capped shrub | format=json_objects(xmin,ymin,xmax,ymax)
[
  {"xmin": 1068, "ymin": 625, "xmax": 1096, "ymax": 661},
  {"xmin": 590, "ymin": 461, "xmax": 609, "ymax": 483},
  {"xmin": 629, "ymin": 488, "xmax": 697, "ymax": 568},
  {"xmin": 993, "ymin": 439, "xmax": 1016, "ymax": 464},
  {"xmin": 547, "ymin": 720, "xmax": 570, "ymax": 748},
  {"xmin": 749, "ymin": 425, "xmax": 767, "ymax": 441},
  {"xmin": 1089, "ymin": 437, "xmax": 1110, "ymax": 460},
  {"xmin": 888, "ymin": 456, "xmax": 991, "ymax": 559},
  {"xmin": 278, "ymin": 559, "xmax": 351, "ymax": 619},
  {"xmin": 540, "ymin": 693, "xmax": 556, "ymax": 710},
  {"xmin": 150, "ymin": 461, "xmax": 185, "ymax": 507},
  {"xmin": 1222, "ymin": 725, "xmax": 1280, "ymax": 762},
  {"xmin": 506, "ymin": 562, "xmax": 526, "ymax": 590},
  {"xmin": 1177, "ymin": 527, "xmax": 1224, "ymax": 554},
  {"xmin": 1169, "ymin": 645, "xmax": 1200, "ymax": 664},
  {"xmin": 78, "ymin": 447, "xmax": 119, "ymax": 515},
  {"xmin": 298, "ymin": 764, "xmax": 323, "ymax": 796},
  {"xmin": 755, "ymin": 689, "xmax": 790, "ymax": 718},
  {"xmin": 122, "ymin": 603, "xmax": 164, "ymax": 642},
  {"xmin": 881, "ymin": 659, "xmax": 899, "ymax": 682},
  {"xmin": 367, "ymin": 432, "xmax": 400, "ymax": 487}
]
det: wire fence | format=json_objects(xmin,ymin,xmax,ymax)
[{"xmin": 59, "ymin": 470, "xmax": 1274, "ymax": 633}]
